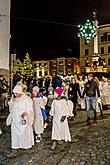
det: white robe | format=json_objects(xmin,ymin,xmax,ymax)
[
  {"xmin": 50, "ymin": 98, "xmax": 71, "ymax": 142},
  {"xmin": 101, "ymin": 82, "xmax": 110, "ymax": 105},
  {"xmin": 33, "ymin": 97, "xmax": 44, "ymax": 135},
  {"xmin": 8, "ymin": 95, "xmax": 34, "ymax": 149}
]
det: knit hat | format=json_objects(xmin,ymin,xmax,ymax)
[
  {"xmin": 13, "ymin": 85, "xmax": 22, "ymax": 94},
  {"xmin": 54, "ymin": 87, "xmax": 63, "ymax": 96},
  {"xmin": 32, "ymin": 86, "xmax": 39, "ymax": 92}
]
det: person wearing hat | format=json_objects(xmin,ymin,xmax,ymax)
[
  {"xmin": 32, "ymin": 86, "xmax": 44, "ymax": 143},
  {"xmin": 6, "ymin": 85, "xmax": 34, "ymax": 157},
  {"xmin": 49, "ymin": 87, "xmax": 72, "ymax": 150}
]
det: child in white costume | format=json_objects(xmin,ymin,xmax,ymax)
[
  {"xmin": 32, "ymin": 86, "xmax": 44, "ymax": 143},
  {"xmin": 50, "ymin": 87, "xmax": 73, "ymax": 150}
]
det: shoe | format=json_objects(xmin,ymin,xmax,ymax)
[
  {"xmin": 36, "ymin": 137, "xmax": 42, "ymax": 143},
  {"xmin": 0, "ymin": 129, "xmax": 2, "ymax": 135},
  {"xmin": 50, "ymin": 141, "xmax": 57, "ymax": 150},
  {"xmin": 7, "ymin": 150, "xmax": 17, "ymax": 158},
  {"xmin": 57, "ymin": 141, "xmax": 64, "ymax": 145},
  {"xmin": 94, "ymin": 111, "xmax": 97, "ymax": 121},
  {"xmin": 44, "ymin": 123, "xmax": 48, "ymax": 129},
  {"xmin": 73, "ymin": 112, "xmax": 77, "ymax": 117},
  {"xmin": 86, "ymin": 117, "xmax": 90, "ymax": 124}
]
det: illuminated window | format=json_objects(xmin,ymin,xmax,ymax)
[
  {"xmin": 39, "ymin": 63, "xmax": 42, "ymax": 68},
  {"xmin": 59, "ymin": 61, "xmax": 63, "ymax": 65},
  {"xmin": 68, "ymin": 60, "xmax": 71, "ymax": 65},
  {"xmin": 53, "ymin": 62, "xmax": 56, "ymax": 66},
  {"xmin": 44, "ymin": 63, "xmax": 47, "ymax": 67}
]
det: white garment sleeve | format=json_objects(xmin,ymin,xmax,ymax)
[
  {"xmin": 61, "ymin": 100, "xmax": 70, "ymax": 116},
  {"xmin": 49, "ymin": 100, "xmax": 55, "ymax": 116},
  {"xmin": 24, "ymin": 97, "xmax": 34, "ymax": 126},
  {"xmin": 8, "ymin": 98, "xmax": 15, "ymax": 112}
]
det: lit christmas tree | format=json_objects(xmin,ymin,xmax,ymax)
[{"xmin": 21, "ymin": 52, "xmax": 33, "ymax": 77}]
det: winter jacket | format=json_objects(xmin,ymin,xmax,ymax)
[
  {"xmin": 68, "ymin": 83, "xmax": 81, "ymax": 99},
  {"xmin": 82, "ymin": 80, "xmax": 100, "ymax": 97}
]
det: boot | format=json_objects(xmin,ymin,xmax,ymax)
[
  {"xmin": 73, "ymin": 110, "xmax": 77, "ymax": 117},
  {"xmin": 94, "ymin": 111, "xmax": 97, "ymax": 121},
  {"xmin": 7, "ymin": 149, "xmax": 18, "ymax": 158},
  {"xmin": 57, "ymin": 140, "xmax": 64, "ymax": 145},
  {"xmin": 51, "ymin": 141, "xmax": 57, "ymax": 150},
  {"xmin": 86, "ymin": 117, "xmax": 90, "ymax": 124}
]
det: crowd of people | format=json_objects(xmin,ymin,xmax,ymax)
[{"xmin": 0, "ymin": 72, "xmax": 110, "ymax": 157}]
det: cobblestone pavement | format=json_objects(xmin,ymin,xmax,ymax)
[{"xmin": 0, "ymin": 108, "xmax": 110, "ymax": 165}]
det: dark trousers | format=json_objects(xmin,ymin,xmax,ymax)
[{"xmin": 69, "ymin": 95, "xmax": 77, "ymax": 116}]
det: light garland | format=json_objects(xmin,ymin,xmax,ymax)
[{"xmin": 78, "ymin": 20, "xmax": 98, "ymax": 43}]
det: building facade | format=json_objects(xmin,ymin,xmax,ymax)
[
  {"xmin": 0, "ymin": 0, "xmax": 10, "ymax": 70},
  {"xmin": 80, "ymin": 24, "xmax": 110, "ymax": 72},
  {"xmin": 33, "ymin": 57, "xmax": 80, "ymax": 77},
  {"xmin": 32, "ymin": 60, "xmax": 50, "ymax": 77}
]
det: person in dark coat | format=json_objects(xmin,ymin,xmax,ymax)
[
  {"xmin": 13, "ymin": 71, "xmax": 22, "ymax": 88},
  {"xmin": 68, "ymin": 78, "xmax": 81, "ymax": 116},
  {"xmin": 82, "ymin": 74, "xmax": 100, "ymax": 123},
  {"xmin": 53, "ymin": 75, "xmax": 62, "ymax": 90}
]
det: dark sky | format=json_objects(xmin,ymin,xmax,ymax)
[{"xmin": 10, "ymin": 0, "xmax": 110, "ymax": 60}]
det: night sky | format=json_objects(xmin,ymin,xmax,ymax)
[{"xmin": 10, "ymin": 0, "xmax": 110, "ymax": 60}]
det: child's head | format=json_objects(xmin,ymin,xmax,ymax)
[
  {"xmin": 32, "ymin": 86, "xmax": 39, "ymax": 97},
  {"xmin": 54, "ymin": 87, "xmax": 63, "ymax": 98}
]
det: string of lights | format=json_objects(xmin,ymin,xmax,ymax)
[{"xmin": 10, "ymin": 15, "xmax": 78, "ymax": 28}]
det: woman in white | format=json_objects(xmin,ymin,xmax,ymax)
[
  {"xmin": 6, "ymin": 85, "xmax": 34, "ymax": 157},
  {"xmin": 50, "ymin": 87, "xmax": 72, "ymax": 150}
]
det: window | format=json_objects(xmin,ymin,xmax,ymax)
[
  {"xmin": 101, "ymin": 33, "xmax": 110, "ymax": 42},
  {"xmin": 101, "ymin": 36, "xmax": 104, "ymax": 42},
  {"xmin": 59, "ymin": 61, "xmax": 63, "ymax": 65},
  {"xmin": 45, "ymin": 71, "xmax": 48, "ymax": 76},
  {"xmin": 34, "ymin": 64, "xmax": 36, "ymax": 68},
  {"xmin": 39, "ymin": 71, "xmax": 42, "ymax": 76},
  {"xmin": 101, "ymin": 47, "xmax": 104, "ymax": 54},
  {"xmin": 67, "ymin": 69, "xmax": 71, "ymax": 75},
  {"xmin": 108, "ymin": 59, "xmax": 110, "ymax": 65},
  {"xmin": 44, "ymin": 63, "xmax": 47, "ymax": 67},
  {"xmin": 108, "ymin": 46, "xmax": 110, "ymax": 53},
  {"xmin": 108, "ymin": 35, "xmax": 110, "ymax": 41},
  {"xmin": 104, "ymin": 33, "xmax": 107, "ymax": 41},
  {"xmin": 53, "ymin": 62, "xmax": 56, "ymax": 66},
  {"xmin": 39, "ymin": 63, "xmax": 42, "ymax": 68},
  {"xmin": 68, "ymin": 60, "xmax": 71, "ymax": 65},
  {"xmin": 85, "ymin": 49, "xmax": 89, "ymax": 55}
]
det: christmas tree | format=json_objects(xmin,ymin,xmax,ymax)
[{"xmin": 21, "ymin": 52, "xmax": 33, "ymax": 77}]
